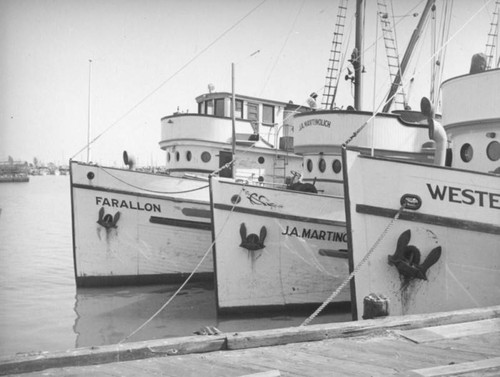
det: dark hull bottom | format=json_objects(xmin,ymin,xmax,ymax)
[{"xmin": 75, "ymin": 272, "xmax": 214, "ymax": 288}]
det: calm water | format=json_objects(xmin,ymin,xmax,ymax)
[{"xmin": 0, "ymin": 176, "xmax": 350, "ymax": 357}]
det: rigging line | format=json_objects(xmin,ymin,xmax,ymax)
[
  {"xmin": 343, "ymin": 0, "xmax": 493, "ymax": 148},
  {"xmin": 259, "ymin": 0, "xmax": 305, "ymax": 96},
  {"xmin": 119, "ymin": 182, "xmax": 248, "ymax": 344},
  {"xmin": 99, "ymin": 166, "xmax": 209, "ymax": 194},
  {"xmin": 70, "ymin": 0, "xmax": 268, "ymax": 160},
  {"xmin": 434, "ymin": 1, "xmax": 453, "ymax": 110}
]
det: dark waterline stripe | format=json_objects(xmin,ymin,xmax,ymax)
[
  {"xmin": 149, "ymin": 216, "xmax": 211, "ymax": 230},
  {"xmin": 75, "ymin": 272, "xmax": 214, "ymax": 288},
  {"xmin": 214, "ymin": 203, "xmax": 345, "ymax": 227},
  {"xmin": 356, "ymin": 204, "xmax": 500, "ymax": 235}
]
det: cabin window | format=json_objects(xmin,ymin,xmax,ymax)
[
  {"xmin": 319, "ymin": 158, "xmax": 326, "ymax": 173},
  {"xmin": 198, "ymin": 102, "xmax": 203, "ymax": 114},
  {"xmin": 486, "ymin": 141, "xmax": 500, "ymax": 161},
  {"xmin": 262, "ymin": 104, "xmax": 275, "ymax": 126},
  {"xmin": 306, "ymin": 159, "xmax": 313, "ymax": 172},
  {"xmin": 175, "ymin": 151, "xmax": 180, "ymax": 162},
  {"xmin": 167, "ymin": 152, "xmax": 171, "ymax": 162},
  {"xmin": 248, "ymin": 103, "xmax": 259, "ymax": 122},
  {"xmin": 201, "ymin": 151, "xmax": 211, "ymax": 163},
  {"xmin": 186, "ymin": 151, "xmax": 192, "ymax": 161},
  {"xmin": 215, "ymin": 99, "xmax": 225, "ymax": 117},
  {"xmin": 460, "ymin": 143, "xmax": 473, "ymax": 163},
  {"xmin": 205, "ymin": 101, "xmax": 214, "ymax": 115},
  {"xmin": 332, "ymin": 159, "xmax": 342, "ymax": 173},
  {"xmin": 235, "ymin": 100, "xmax": 243, "ymax": 118}
]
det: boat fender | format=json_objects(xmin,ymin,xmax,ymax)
[
  {"xmin": 239, "ymin": 223, "xmax": 266, "ymax": 251},
  {"xmin": 97, "ymin": 207, "xmax": 121, "ymax": 229},
  {"xmin": 362, "ymin": 293, "xmax": 389, "ymax": 319},
  {"xmin": 387, "ymin": 229, "xmax": 442, "ymax": 281}
]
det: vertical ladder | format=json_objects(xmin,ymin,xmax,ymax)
[
  {"xmin": 273, "ymin": 153, "xmax": 288, "ymax": 185},
  {"xmin": 377, "ymin": 0, "xmax": 406, "ymax": 110},
  {"xmin": 485, "ymin": 0, "xmax": 500, "ymax": 69},
  {"xmin": 321, "ymin": 0, "xmax": 348, "ymax": 110}
]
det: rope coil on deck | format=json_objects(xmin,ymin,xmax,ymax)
[{"xmin": 300, "ymin": 205, "xmax": 404, "ymax": 326}]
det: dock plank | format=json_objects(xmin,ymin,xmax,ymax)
[
  {"xmin": 426, "ymin": 333, "xmax": 500, "ymax": 357},
  {"xmin": 3, "ymin": 306, "xmax": 500, "ymax": 377},
  {"xmin": 404, "ymin": 356, "xmax": 500, "ymax": 377},
  {"xmin": 397, "ymin": 318, "xmax": 500, "ymax": 344}
]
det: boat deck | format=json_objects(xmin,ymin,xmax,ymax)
[{"xmin": 2, "ymin": 306, "xmax": 499, "ymax": 377}]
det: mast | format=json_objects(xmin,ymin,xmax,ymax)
[
  {"xmin": 231, "ymin": 62, "xmax": 236, "ymax": 179},
  {"xmin": 86, "ymin": 59, "xmax": 92, "ymax": 163},
  {"xmin": 382, "ymin": 0, "xmax": 435, "ymax": 113},
  {"xmin": 354, "ymin": 0, "xmax": 365, "ymax": 110}
]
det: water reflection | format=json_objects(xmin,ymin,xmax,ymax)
[
  {"xmin": 73, "ymin": 283, "xmax": 216, "ymax": 348},
  {"xmin": 73, "ymin": 282, "xmax": 352, "ymax": 349}
]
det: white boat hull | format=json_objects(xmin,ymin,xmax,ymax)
[
  {"xmin": 210, "ymin": 177, "xmax": 350, "ymax": 313},
  {"xmin": 70, "ymin": 161, "xmax": 213, "ymax": 286},
  {"xmin": 343, "ymin": 150, "xmax": 500, "ymax": 320}
]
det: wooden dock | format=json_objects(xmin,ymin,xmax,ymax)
[{"xmin": 2, "ymin": 306, "xmax": 500, "ymax": 376}]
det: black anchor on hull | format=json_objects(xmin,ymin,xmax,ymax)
[
  {"xmin": 388, "ymin": 229, "xmax": 441, "ymax": 281},
  {"xmin": 239, "ymin": 223, "xmax": 266, "ymax": 251},
  {"xmin": 97, "ymin": 207, "xmax": 120, "ymax": 229}
]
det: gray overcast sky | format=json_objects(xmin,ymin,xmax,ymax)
[{"xmin": 0, "ymin": 0, "xmax": 495, "ymax": 166}]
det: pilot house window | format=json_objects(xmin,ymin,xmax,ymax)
[
  {"xmin": 262, "ymin": 104, "xmax": 275, "ymax": 126},
  {"xmin": 205, "ymin": 101, "xmax": 214, "ymax": 115},
  {"xmin": 215, "ymin": 99, "xmax": 224, "ymax": 117},
  {"xmin": 235, "ymin": 100, "xmax": 243, "ymax": 119}
]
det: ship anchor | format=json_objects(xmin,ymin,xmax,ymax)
[
  {"xmin": 388, "ymin": 229, "xmax": 441, "ymax": 281},
  {"xmin": 97, "ymin": 207, "xmax": 120, "ymax": 229},
  {"xmin": 239, "ymin": 223, "xmax": 266, "ymax": 251}
]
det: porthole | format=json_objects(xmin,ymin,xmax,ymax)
[
  {"xmin": 319, "ymin": 158, "xmax": 326, "ymax": 173},
  {"xmin": 230, "ymin": 194, "xmax": 241, "ymax": 204},
  {"xmin": 175, "ymin": 151, "xmax": 180, "ymax": 161},
  {"xmin": 186, "ymin": 151, "xmax": 192, "ymax": 161},
  {"xmin": 486, "ymin": 141, "xmax": 500, "ymax": 161},
  {"xmin": 332, "ymin": 159, "xmax": 342, "ymax": 173},
  {"xmin": 306, "ymin": 159, "xmax": 313, "ymax": 172},
  {"xmin": 167, "ymin": 152, "xmax": 171, "ymax": 162},
  {"xmin": 201, "ymin": 151, "xmax": 211, "ymax": 163},
  {"xmin": 258, "ymin": 156, "xmax": 265, "ymax": 164},
  {"xmin": 460, "ymin": 143, "xmax": 473, "ymax": 163},
  {"xmin": 258, "ymin": 176, "xmax": 264, "ymax": 182}
]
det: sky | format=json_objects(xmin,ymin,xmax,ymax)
[{"xmin": 0, "ymin": 0, "xmax": 496, "ymax": 167}]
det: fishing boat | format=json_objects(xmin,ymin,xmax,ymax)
[
  {"xmin": 209, "ymin": 0, "xmax": 439, "ymax": 313},
  {"xmin": 70, "ymin": 91, "xmax": 303, "ymax": 287},
  {"xmin": 343, "ymin": 56, "xmax": 500, "ymax": 320}
]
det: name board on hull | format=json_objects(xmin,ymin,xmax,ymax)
[{"xmin": 95, "ymin": 196, "xmax": 161, "ymax": 212}]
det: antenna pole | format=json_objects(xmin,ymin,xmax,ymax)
[
  {"xmin": 354, "ymin": 0, "xmax": 365, "ymax": 110},
  {"xmin": 231, "ymin": 63, "xmax": 236, "ymax": 178},
  {"xmin": 87, "ymin": 59, "xmax": 92, "ymax": 163}
]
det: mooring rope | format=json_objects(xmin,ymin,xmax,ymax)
[
  {"xmin": 300, "ymin": 205, "xmax": 404, "ymax": 326},
  {"xmin": 118, "ymin": 180, "xmax": 248, "ymax": 344},
  {"xmin": 99, "ymin": 166, "xmax": 209, "ymax": 194}
]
